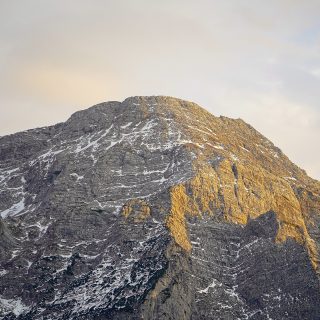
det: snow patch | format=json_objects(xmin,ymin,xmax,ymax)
[
  {"xmin": 121, "ymin": 122, "xmax": 132, "ymax": 129},
  {"xmin": 0, "ymin": 297, "xmax": 30, "ymax": 316},
  {"xmin": 284, "ymin": 176, "xmax": 297, "ymax": 181},
  {"xmin": 70, "ymin": 173, "xmax": 84, "ymax": 181},
  {"xmin": 1, "ymin": 197, "xmax": 25, "ymax": 218},
  {"xmin": 75, "ymin": 125, "xmax": 114, "ymax": 153},
  {"xmin": 213, "ymin": 145, "xmax": 225, "ymax": 150},
  {"xmin": 230, "ymin": 153, "xmax": 239, "ymax": 162},
  {"xmin": 240, "ymin": 146, "xmax": 250, "ymax": 152},
  {"xmin": 198, "ymin": 279, "xmax": 217, "ymax": 294},
  {"xmin": 0, "ymin": 270, "xmax": 8, "ymax": 276}
]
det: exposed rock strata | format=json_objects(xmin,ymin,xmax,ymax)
[{"xmin": 0, "ymin": 96, "xmax": 320, "ymax": 319}]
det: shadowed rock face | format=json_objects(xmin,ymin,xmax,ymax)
[{"xmin": 0, "ymin": 96, "xmax": 320, "ymax": 319}]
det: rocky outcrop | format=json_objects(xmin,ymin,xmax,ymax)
[{"xmin": 0, "ymin": 96, "xmax": 320, "ymax": 319}]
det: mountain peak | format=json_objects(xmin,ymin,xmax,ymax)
[{"xmin": 1, "ymin": 97, "xmax": 320, "ymax": 319}]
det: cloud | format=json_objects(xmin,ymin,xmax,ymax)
[
  {"xmin": 219, "ymin": 93, "xmax": 320, "ymax": 179},
  {"xmin": 4, "ymin": 63, "xmax": 120, "ymax": 106},
  {"xmin": 0, "ymin": 0, "xmax": 319, "ymax": 179}
]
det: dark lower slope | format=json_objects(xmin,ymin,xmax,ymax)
[{"xmin": 4, "ymin": 211, "xmax": 319, "ymax": 320}]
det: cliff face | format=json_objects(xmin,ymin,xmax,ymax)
[{"xmin": 0, "ymin": 96, "xmax": 320, "ymax": 319}]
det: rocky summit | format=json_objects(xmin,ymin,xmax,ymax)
[{"xmin": 1, "ymin": 96, "xmax": 320, "ymax": 320}]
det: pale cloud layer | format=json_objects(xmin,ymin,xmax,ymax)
[{"xmin": 0, "ymin": 0, "xmax": 319, "ymax": 179}]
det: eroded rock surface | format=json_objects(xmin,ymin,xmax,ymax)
[{"xmin": 0, "ymin": 96, "xmax": 320, "ymax": 319}]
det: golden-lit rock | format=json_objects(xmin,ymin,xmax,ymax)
[{"xmin": 122, "ymin": 199, "xmax": 151, "ymax": 223}]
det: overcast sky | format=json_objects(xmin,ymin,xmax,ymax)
[{"xmin": 0, "ymin": 0, "xmax": 319, "ymax": 179}]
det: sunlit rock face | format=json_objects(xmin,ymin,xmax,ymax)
[{"xmin": 1, "ymin": 96, "xmax": 320, "ymax": 320}]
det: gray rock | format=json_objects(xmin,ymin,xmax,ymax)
[{"xmin": 0, "ymin": 96, "xmax": 319, "ymax": 319}]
